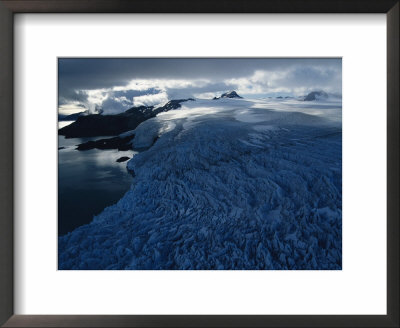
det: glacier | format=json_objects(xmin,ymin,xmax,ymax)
[{"xmin": 58, "ymin": 98, "xmax": 342, "ymax": 270}]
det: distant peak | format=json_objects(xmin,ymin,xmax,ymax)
[
  {"xmin": 213, "ymin": 91, "xmax": 243, "ymax": 100},
  {"xmin": 221, "ymin": 91, "xmax": 242, "ymax": 99},
  {"xmin": 303, "ymin": 91, "xmax": 328, "ymax": 101}
]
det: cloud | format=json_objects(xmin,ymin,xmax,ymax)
[
  {"xmin": 120, "ymin": 79, "xmax": 209, "ymax": 92},
  {"xmin": 98, "ymin": 89, "xmax": 162, "ymax": 114},
  {"xmin": 193, "ymin": 91, "xmax": 222, "ymax": 99},
  {"xmin": 58, "ymin": 87, "xmax": 165, "ymax": 115},
  {"xmin": 132, "ymin": 92, "xmax": 169, "ymax": 107},
  {"xmin": 224, "ymin": 65, "xmax": 342, "ymax": 97},
  {"xmin": 58, "ymin": 90, "xmax": 89, "ymax": 107},
  {"xmin": 58, "ymin": 102, "xmax": 87, "ymax": 115}
]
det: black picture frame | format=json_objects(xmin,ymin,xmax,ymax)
[{"xmin": 0, "ymin": 1, "xmax": 398, "ymax": 327}]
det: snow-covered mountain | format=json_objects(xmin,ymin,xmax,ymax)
[
  {"xmin": 213, "ymin": 91, "xmax": 243, "ymax": 100},
  {"xmin": 59, "ymin": 97, "xmax": 342, "ymax": 270},
  {"xmin": 58, "ymin": 98, "xmax": 194, "ymax": 138}
]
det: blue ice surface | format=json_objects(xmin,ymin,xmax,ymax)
[{"xmin": 58, "ymin": 104, "xmax": 342, "ymax": 270}]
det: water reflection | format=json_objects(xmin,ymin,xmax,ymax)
[{"xmin": 58, "ymin": 135, "xmax": 136, "ymax": 236}]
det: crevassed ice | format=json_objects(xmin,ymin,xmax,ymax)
[{"xmin": 59, "ymin": 98, "xmax": 342, "ymax": 270}]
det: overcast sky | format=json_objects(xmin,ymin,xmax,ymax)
[{"xmin": 58, "ymin": 58, "xmax": 342, "ymax": 115}]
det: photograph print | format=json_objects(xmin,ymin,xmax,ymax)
[{"xmin": 58, "ymin": 58, "xmax": 342, "ymax": 270}]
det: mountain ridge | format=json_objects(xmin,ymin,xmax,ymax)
[{"xmin": 58, "ymin": 98, "xmax": 194, "ymax": 138}]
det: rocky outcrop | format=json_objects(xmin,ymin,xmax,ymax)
[
  {"xmin": 213, "ymin": 91, "xmax": 242, "ymax": 100},
  {"xmin": 76, "ymin": 134, "xmax": 135, "ymax": 151}
]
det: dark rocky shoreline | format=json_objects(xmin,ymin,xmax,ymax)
[{"xmin": 76, "ymin": 134, "xmax": 135, "ymax": 151}]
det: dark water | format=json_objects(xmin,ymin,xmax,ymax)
[{"xmin": 58, "ymin": 135, "xmax": 135, "ymax": 236}]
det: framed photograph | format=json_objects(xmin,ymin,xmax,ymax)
[
  {"xmin": 0, "ymin": 1, "xmax": 398, "ymax": 327},
  {"xmin": 56, "ymin": 57, "xmax": 343, "ymax": 271}
]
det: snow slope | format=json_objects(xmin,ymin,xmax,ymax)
[{"xmin": 59, "ymin": 98, "xmax": 342, "ymax": 270}]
